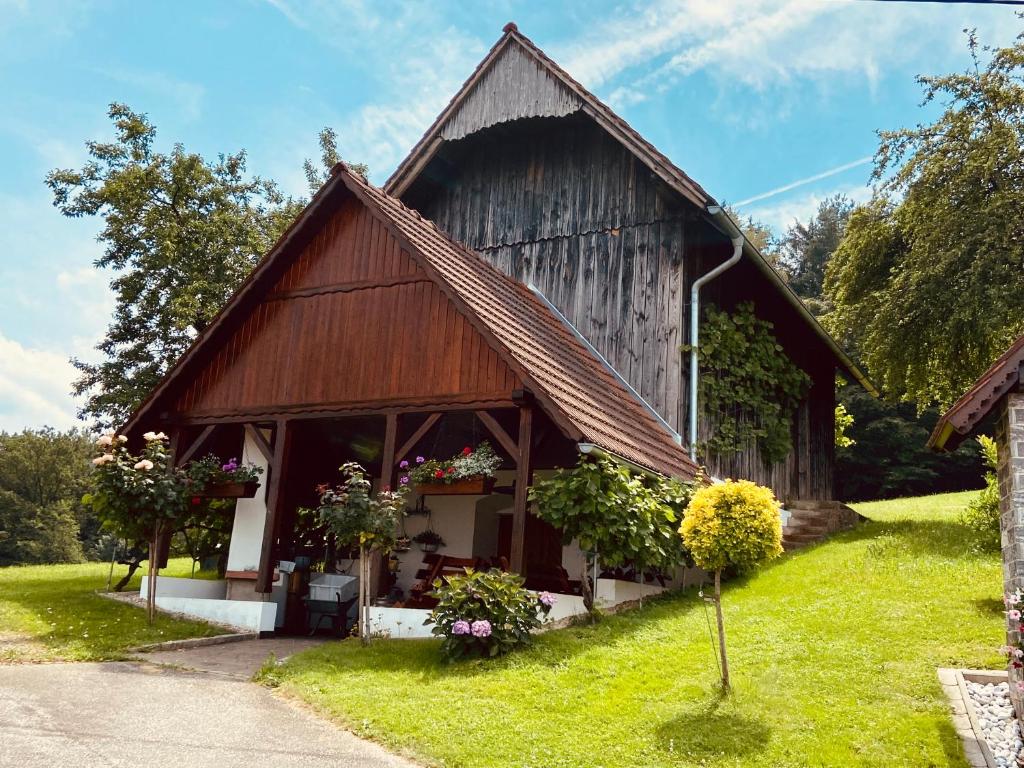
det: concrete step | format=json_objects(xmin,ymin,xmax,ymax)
[
  {"xmin": 784, "ymin": 523, "xmax": 829, "ymax": 536},
  {"xmin": 786, "ymin": 500, "xmax": 843, "ymax": 512}
]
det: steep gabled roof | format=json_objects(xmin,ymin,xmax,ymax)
[
  {"xmin": 125, "ymin": 164, "xmax": 698, "ymax": 478},
  {"xmin": 384, "ymin": 23, "xmax": 876, "ymax": 397},
  {"xmin": 385, "ymin": 22, "xmax": 710, "ymax": 206},
  {"xmin": 928, "ymin": 334, "xmax": 1024, "ymax": 451}
]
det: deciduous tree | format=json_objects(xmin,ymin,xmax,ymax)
[{"xmin": 825, "ymin": 29, "xmax": 1024, "ymax": 408}]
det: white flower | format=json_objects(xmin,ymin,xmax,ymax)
[
  {"xmin": 142, "ymin": 431, "xmax": 168, "ymax": 442},
  {"xmin": 96, "ymin": 435, "xmax": 113, "ymax": 448},
  {"xmin": 134, "ymin": 459, "xmax": 154, "ymax": 471},
  {"xmin": 117, "ymin": 435, "xmax": 128, "ymax": 443},
  {"xmin": 92, "ymin": 454, "xmax": 115, "ymax": 466}
]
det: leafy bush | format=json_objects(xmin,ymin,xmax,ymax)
[
  {"xmin": 426, "ymin": 569, "xmax": 553, "ymax": 661},
  {"xmin": 961, "ymin": 436, "xmax": 1000, "ymax": 550},
  {"xmin": 681, "ymin": 480, "xmax": 783, "ymax": 572}
]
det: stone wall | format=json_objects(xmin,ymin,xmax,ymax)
[{"xmin": 998, "ymin": 392, "xmax": 1024, "ymax": 713}]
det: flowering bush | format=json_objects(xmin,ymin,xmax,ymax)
[
  {"xmin": 186, "ymin": 454, "xmax": 263, "ymax": 490},
  {"xmin": 85, "ymin": 430, "xmax": 191, "ymax": 622},
  {"xmin": 1001, "ymin": 589, "xmax": 1024, "ymax": 696},
  {"xmin": 401, "ymin": 442, "xmax": 503, "ymax": 486},
  {"xmin": 426, "ymin": 568, "xmax": 553, "ymax": 661}
]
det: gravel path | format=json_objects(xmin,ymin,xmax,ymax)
[
  {"xmin": 965, "ymin": 680, "xmax": 1022, "ymax": 768},
  {"xmin": 0, "ymin": 661, "xmax": 417, "ymax": 768}
]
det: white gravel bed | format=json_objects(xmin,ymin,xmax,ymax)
[{"xmin": 965, "ymin": 680, "xmax": 1023, "ymax": 767}]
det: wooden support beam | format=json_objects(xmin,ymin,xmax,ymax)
[
  {"xmin": 510, "ymin": 404, "xmax": 533, "ymax": 574},
  {"xmin": 175, "ymin": 425, "xmax": 216, "ymax": 467},
  {"xmin": 381, "ymin": 413, "xmax": 397, "ymax": 490},
  {"xmin": 394, "ymin": 412, "xmax": 442, "ymax": 465},
  {"xmin": 474, "ymin": 410, "xmax": 520, "ymax": 464},
  {"xmin": 256, "ymin": 420, "xmax": 293, "ymax": 593},
  {"xmin": 244, "ymin": 423, "xmax": 273, "ymax": 464}
]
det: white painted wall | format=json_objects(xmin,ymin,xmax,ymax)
[
  {"xmin": 153, "ymin": 596, "xmax": 277, "ymax": 633},
  {"xmin": 366, "ymin": 606, "xmax": 434, "ymax": 639},
  {"xmin": 139, "ymin": 575, "xmax": 227, "ymax": 600},
  {"xmin": 225, "ymin": 430, "xmax": 271, "ymax": 573}
]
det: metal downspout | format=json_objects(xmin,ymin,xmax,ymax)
[{"xmin": 689, "ymin": 206, "xmax": 744, "ymax": 461}]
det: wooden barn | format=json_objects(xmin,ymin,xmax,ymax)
[
  {"xmin": 122, "ymin": 24, "xmax": 870, "ymax": 633},
  {"xmin": 388, "ymin": 23, "xmax": 873, "ymax": 509}
]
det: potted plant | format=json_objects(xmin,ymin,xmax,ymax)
[
  {"xmin": 412, "ymin": 529, "xmax": 445, "ymax": 552},
  {"xmin": 401, "ymin": 442, "xmax": 502, "ymax": 495},
  {"xmin": 394, "ymin": 536, "xmax": 412, "ymax": 552},
  {"xmin": 187, "ymin": 454, "xmax": 263, "ymax": 498}
]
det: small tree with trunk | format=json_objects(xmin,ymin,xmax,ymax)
[
  {"xmin": 680, "ymin": 479, "xmax": 782, "ymax": 691},
  {"xmin": 313, "ymin": 463, "xmax": 407, "ymax": 645},
  {"xmin": 530, "ymin": 456, "xmax": 697, "ymax": 617},
  {"xmin": 85, "ymin": 431, "xmax": 189, "ymax": 623}
]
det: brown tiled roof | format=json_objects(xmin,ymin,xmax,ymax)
[
  {"xmin": 928, "ymin": 333, "xmax": 1024, "ymax": 451},
  {"xmin": 344, "ymin": 167, "xmax": 698, "ymax": 478}
]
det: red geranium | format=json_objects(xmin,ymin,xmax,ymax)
[
  {"xmin": 434, "ymin": 469, "xmax": 444, "ymax": 479},
  {"xmin": 191, "ymin": 496, "xmax": 201, "ymax": 506},
  {"xmin": 447, "ymin": 466, "xmax": 456, "ymax": 474},
  {"xmin": 462, "ymin": 446, "xmax": 473, "ymax": 456}
]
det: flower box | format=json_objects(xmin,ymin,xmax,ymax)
[
  {"xmin": 415, "ymin": 477, "xmax": 496, "ymax": 496},
  {"xmin": 198, "ymin": 481, "xmax": 260, "ymax": 499}
]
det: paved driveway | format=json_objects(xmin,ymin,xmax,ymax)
[{"xmin": 0, "ymin": 661, "xmax": 417, "ymax": 768}]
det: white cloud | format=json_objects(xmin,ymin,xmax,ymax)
[
  {"xmin": 256, "ymin": 1, "xmax": 487, "ymax": 181},
  {"xmin": 557, "ymin": 0, "xmax": 1018, "ymax": 105},
  {"xmin": 92, "ymin": 68, "xmax": 206, "ymax": 123},
  {"xmin": 742, "ymin": 182, "xmax": 873, "ymax": 234},
  {"xmin": 0, "ymin": 333, "xmax": 81, "ymax": 432}
]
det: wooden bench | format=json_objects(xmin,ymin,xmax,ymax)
[{"xmin": 406, "ymin": 554, "xmax": 490, "ymax": 608}]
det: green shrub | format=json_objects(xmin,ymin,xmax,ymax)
[
  {"xmin": 961, "ymin": 436, "xmax": 1000, "ymax": 550},
  {"xmin": 426, "ymin": 569, "xmax": 553, "ymax": 661}
]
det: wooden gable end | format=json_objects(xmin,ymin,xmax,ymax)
[
  {"xmin": 172, "ymin": 198, "xmax": 522, "ymax": 419},
  {"xmin": 439, "ymin": 40, "xmax": 582, "ymax": 142}
]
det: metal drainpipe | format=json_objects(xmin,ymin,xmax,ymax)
[{"xmin": 689, "ymin": 205, "xmax": 745, "ymax": 462}]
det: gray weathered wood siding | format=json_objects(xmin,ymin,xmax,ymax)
[
  {"xmin": 439, "ymin": 42, "xmax": 583, "ymax": 142},
  {"xmin": 407, "ymin": 115, "xmax": 689, "ymax": 434},
  {"xmin": 402, "ymin": 113, "xmax": 836, "ymax": 500}
]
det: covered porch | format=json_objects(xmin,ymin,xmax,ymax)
[{"xmin": 123, "ymin": 164, "xmax": 697, "ymax": 635}]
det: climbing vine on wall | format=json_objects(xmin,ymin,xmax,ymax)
[{"xmin": 686, "ymin": 302, "xmax": 811, "ymax": 465}]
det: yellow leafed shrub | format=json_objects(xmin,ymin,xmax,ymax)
[{"xmin": 680, "ymin": 479, "xmax": 783, "ymax": 572}]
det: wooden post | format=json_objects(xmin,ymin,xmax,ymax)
[
  {"xmin": 256, "ymin": 420, "xmax": 291, "ymax": 593},
  {"xmin": 381, "ymin": 413, "xmax": 397, "ymax": 490},
  {"xmin": 510, "ymin": 404, "xmax": 533, "ymax": 574}
]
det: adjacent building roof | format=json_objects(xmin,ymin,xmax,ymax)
[
  {"xmin": 928, "ymin": 334, "xmax": 1024, "ymax": 451},
  {"xmin": 385, "ymin": 22, "xmax": 876, "ymax": 396},
  {"xmin": 125, "ymin": 164, "xmax": 699, "ymax": 478}
]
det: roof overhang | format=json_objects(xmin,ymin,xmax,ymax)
[{"xmin": 928, "ymin": 336, "xmax": 1024, "ymax": 451}]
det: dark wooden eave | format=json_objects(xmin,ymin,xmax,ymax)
[{"xmin": 928, "ymin": 333, "xmax": 1024, "ymax": 451}]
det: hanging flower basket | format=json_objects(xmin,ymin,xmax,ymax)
[
  {"xmin": 415, "ymin": 477, "xmax": 496, "ymax": 496},
  {"xmin": 196, "ymin": 481, "xmax": 260, "ymax": 499}
]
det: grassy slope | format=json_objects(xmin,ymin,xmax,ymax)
[
  {"xmin": 272, "ymin": 491, "xmax": 1001, "ymax": 768},
  {"xmin": 0, "ymin": 557, "xmax": 226, "ymax": 662}
]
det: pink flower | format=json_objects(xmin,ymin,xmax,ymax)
[
  {"xmin": 399, "ymin": 475, "xmax": 410, "ymax": 485},
  {"xmin": 1009, "ymin": 610, "xmax": 1021, "ymax": 621},
  {"xmin": 92, "ymin": 453, "xmax": 115, "ymax": 466},
  {"xmin": 415, "ymin": 456, "xmax": 425, "ymax": 464},
  {"xmin": 399, "ymin": 460, "xmax": 409, "ymax": 469},
  {"xmin": 134, "ymin": 459, "xmax": 154, "ymax": 471},
  {"xmin": 470, "ymin": 619, "xmax": 492, "ymax": 638},
  {"xmin": 539, "ymin": 592, "xmax": 557, "ymax": 607},
  {"xmin": 452, "ymin": 620, "xmax": 471, "ymax": 636}
]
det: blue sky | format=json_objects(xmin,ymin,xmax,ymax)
[{"xmin": 0, "ymin": 0, "xmax": 1019, "ymax": 432}]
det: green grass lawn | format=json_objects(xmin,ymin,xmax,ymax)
[
  {"xmin": 0, "ymin": 557, "xmax": 227, "ymax": 663},
  {"xmin": 270, "ymin": 490, "xmax": 1002, "ymax": 768}
]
